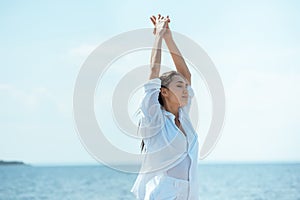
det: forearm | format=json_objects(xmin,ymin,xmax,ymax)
[
  {"xmin": 164, "ymin": 37, "xmax": 191, "ymax": 84},
  {"xmin": 149, "ymin": 35, "xmax": 163, "ymax": 79}
]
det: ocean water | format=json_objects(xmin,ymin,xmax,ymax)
[{"xmin": 0, "ymin": 163, "xmax": 299, "ymax": 200}]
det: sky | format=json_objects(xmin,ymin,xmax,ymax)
[{"xmin": 0, "ymin": 0, "xmax": 299, "ymax": 165}]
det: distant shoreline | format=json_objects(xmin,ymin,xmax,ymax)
[{"xmin": 0, "ymin": 160, "xmax": 28, "ymax": 166}]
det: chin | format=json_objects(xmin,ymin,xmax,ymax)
[{"xmin": 180, "ymin": 101, "xmax": 188, "ymax": 107}]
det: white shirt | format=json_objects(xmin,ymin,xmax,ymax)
[
  {"xmin": 166, "ymin": 152, "xmax": 191, "ymax": 180},
  {"xmin": 131, "ymin": 78, "xmax": 199, "ymax": 200}
]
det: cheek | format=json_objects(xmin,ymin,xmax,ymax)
[
  {"xmin": 168, "ymin": 87, "xmax": 184, "ymax": 100},
  {"xmin": 170, "ymin": 87, "xmax": 181, "ymax": 93},
  {"xmin": 167, "ymin": 90, "xmax": 179, "ymax": 100},
  {"xmin": 174, "ymin": 88, "xmax": 184, "ymax": 95},
  {"xmin": 172, "ymin": 90, "xmax": 183, "ymax": 100}
]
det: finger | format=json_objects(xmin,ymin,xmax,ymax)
[
  {"xmin": 158, "ymin": 14, "xmax": 161, "ymax": 19},
  {"xmin": 166, "ymin": 15, "xmax": 171, "ymax": 23},
  {"xmin": 150, "ymin": 17, "xmax": 156, "ymax": 25},
  {"xmin": 165, "ymin": 16, "xmax": 170, "ymax": 28},
  {"xmin": 161, "ymin": 16, "xmax": 164, "ymax": 20},
  {"xmin": 150, "ymin": 17, "xmax": 155, "ymax": 25},
  {"xmin": 153, "ymin": 15, "xmax": 156, "ymax": 20}
]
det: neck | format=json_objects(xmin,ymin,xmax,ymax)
[{"xmin": 163, "ymin": 103, "xmax": 179, "ymax": 118}]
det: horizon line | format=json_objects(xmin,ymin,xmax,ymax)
[{"xmin": 29, "ymin": 160, "xmax": 300, "ymax": 167}]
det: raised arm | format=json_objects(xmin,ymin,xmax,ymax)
[
  {"xmin": 165, "ymin": 34, "xmax": 191, "ymax": 85},
  {"xmin": 149, "ymin": 36, "xmax": 163, "ymax": 79},
  {"xmin": 149, "ymin": 14, "xmax": 169, "ymax": 80},
  {"xmin": 150, "ymin": 15, "xmax": 191, "ymax": 85}
]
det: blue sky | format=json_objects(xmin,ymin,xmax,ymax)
[{"xmin": 0, "ymin": 0, "xmax": 299, "ymax": 165}]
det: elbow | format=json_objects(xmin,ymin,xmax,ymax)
[
  {"xmin": 185, "ymin": 72, "xmax": 191, "ymax": 85},
  {"xmin": 186, "ymin": 71, "xmax": 191, "ymax": 79}
]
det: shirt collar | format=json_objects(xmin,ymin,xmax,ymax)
[{"xmin": 161, "ymin": 106, "xmax": 183, "ymax": 121}]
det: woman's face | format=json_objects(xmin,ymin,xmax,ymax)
[{"xmin": 161, "ymin": 75, "xmax": 189, "ymax": 107}]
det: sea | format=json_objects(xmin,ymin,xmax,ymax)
[{"xmin": 0, "ymin": 163, "xmax": 299, "ymax": 200}]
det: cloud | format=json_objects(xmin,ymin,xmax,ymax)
[
  {"xmin": 68, "ymin": 44, "xmax": 98, "ymax": 58},
  {"xmin": 0, "ymin": 84, "xmax": 70, "ymax": 117},
  {"xmin": 0, "ymin": 84, "xmax": 12, "ymax": 90},
  {"xmin": 208, "ymin": 69, "xmax": 300, "ymax": 161},
  {"xmin": 228, "ymin": 69, "xmax": 300, "ymax": 112}
]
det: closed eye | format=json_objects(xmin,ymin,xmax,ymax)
[
  {"xmin": 177, "ymin": 85, "xmax": 188, "ymax": 89},
  {"xmin": 175, "ymin": 80, "xmax": 188, "ymax": 88}
]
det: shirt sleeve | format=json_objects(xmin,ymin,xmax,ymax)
[
  {"xmin": 137, "ymin": 78, "xmax": 164, "ymax": 138},
  {"xmin": 181, "ymin": 85, "xmax": 195, "ymax": 114}
]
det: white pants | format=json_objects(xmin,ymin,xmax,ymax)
[{"xmin": 145, "ymin": 174, "xmax": 189, "ymax": 200}]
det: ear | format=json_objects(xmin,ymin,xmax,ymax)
[{"xmin": 160, "ymin": 88, "xmax": 168, "ymax": 97}]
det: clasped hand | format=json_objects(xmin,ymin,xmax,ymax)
[{"xmin": 150, "ymin": 14, "xmax": 172, "ymax": 39}]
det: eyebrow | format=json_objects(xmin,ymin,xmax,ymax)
[{"xmin": 176, "ymin": 81, "xmax": 188, "ymax": 86}]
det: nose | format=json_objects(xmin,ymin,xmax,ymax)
[{"xmin": 183, "ymin": 87, "xmax": 188, "ymax": 94}]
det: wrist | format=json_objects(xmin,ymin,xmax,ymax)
[
  {"xmin": 155, "ymin": 33, "xmax": 164, "ymax": 39},
  {"xmin": 154, "ymin": 34, "xmax": 164, "ymax": 42}
]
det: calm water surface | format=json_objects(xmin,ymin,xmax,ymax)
[{"xmin": 0, "ymin": 163, "xmax": 299, "ymax": 200}]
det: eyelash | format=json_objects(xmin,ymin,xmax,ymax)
[{"xmin": 177, "ymin": 85, "xmax": 188, "ymax": 88}]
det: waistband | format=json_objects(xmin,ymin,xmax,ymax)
[{"xmin": 161, "ymin": 173, "xmax": 189, "ymax": 189}]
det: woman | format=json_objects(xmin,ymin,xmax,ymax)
[{"xmin": 131, "ymin": 14, "xmax": 199, "ymax": 200}]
